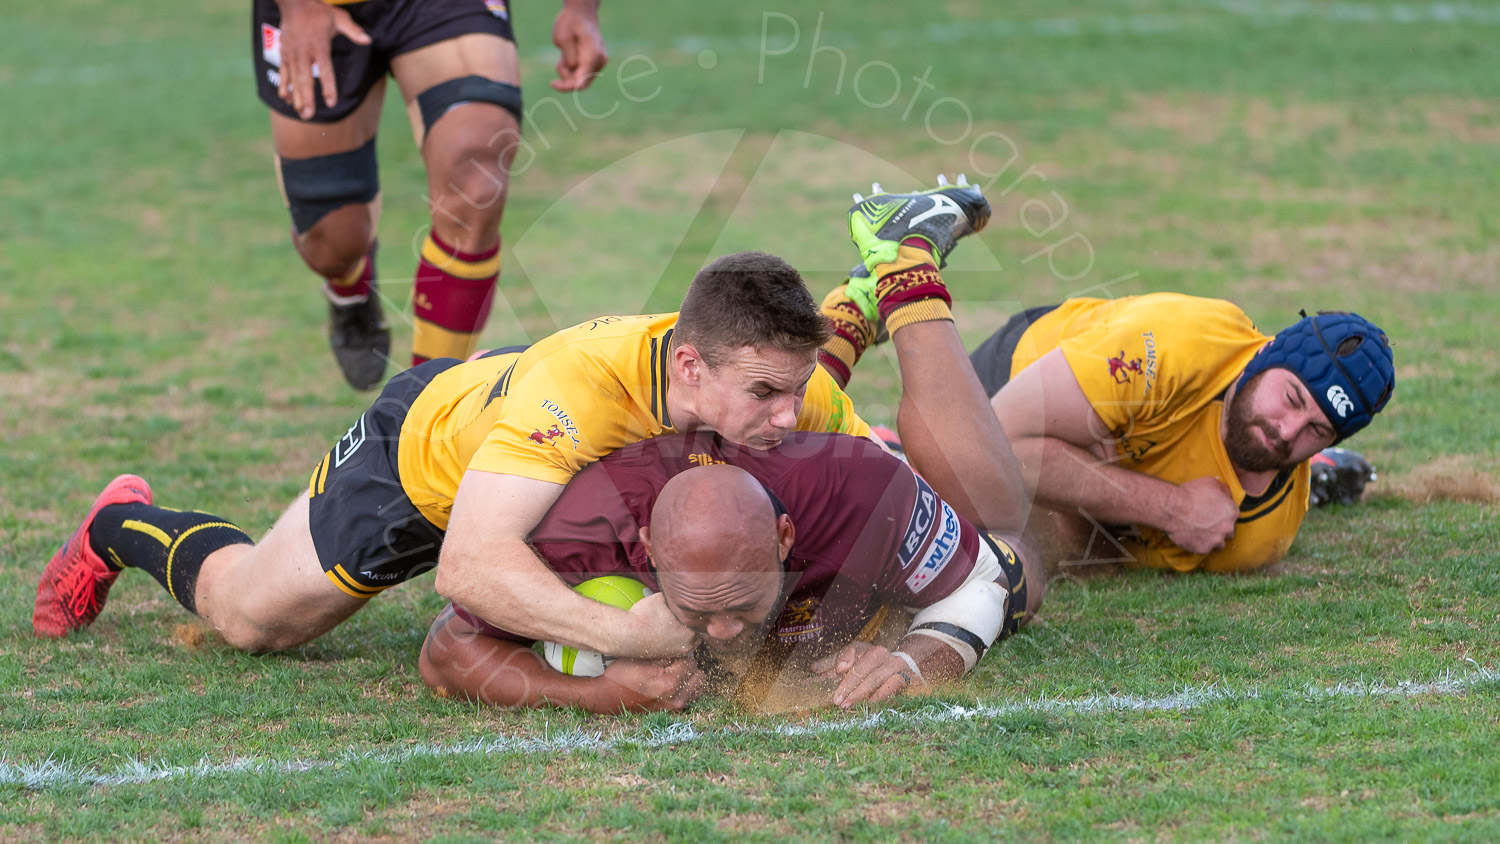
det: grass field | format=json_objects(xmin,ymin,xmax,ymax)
[{"xmin": 3, "ymin": 0, "xmax": 1499, "ymax": 840}]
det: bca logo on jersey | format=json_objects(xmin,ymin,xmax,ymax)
[
  {"xmin": 897, "ymin": 475, "xmax": 939, "ymax": 568},
  {"xmin": 1327, "ymin": 384, "xmax": 1355, "ymax": 418},
  {"xmin": 906, "ymin": 500, "xmax": 961, "ymax": 594}
]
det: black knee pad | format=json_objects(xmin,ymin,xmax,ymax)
[
  {"xmin": 416, "ymin": 75, "xmax": 523, "ymax": 134},
  {"xmin": 279, "ymin": 138, "xmax": 380, "ymax": 234}
]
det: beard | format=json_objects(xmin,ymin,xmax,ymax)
[{"xmin": 1224, "ymin": 386, "xmax": 1294, "ymax": 473}]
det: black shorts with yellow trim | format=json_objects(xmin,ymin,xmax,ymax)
[
  {"xmin": 981, "ymin": 532, "xmax": 1031, "ymax": 638},
  {"xmin": 307, "ymin": 358, "xmax": 462, "ymax": 599},
  {"xmin": 968, "ymin": 305, "xmax": 1058, "ymax": 398},
  {"xmin": 253, "ymin": 0, "xmax": 516, "ymax": 123}
]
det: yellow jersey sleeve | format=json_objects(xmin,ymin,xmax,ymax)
[
  {"xmin": 1056, "ymin": 305, "xmax": 1171, "ymax": 435},
  {"xmin": 799, "ymin": 367, "xmax": 871, "ymax": 439},
  {"xmin": 466, "ymin": 348, "xmax": 640, "ymax": 485}
]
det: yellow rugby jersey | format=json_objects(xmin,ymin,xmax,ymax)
[
  {"xmin": 1010, "ymin": 293, "xmax": 1310, "ymax": 573},
  {"xmin": 395, "ymin": 313, "xmax": 870, "ymax": 530}
]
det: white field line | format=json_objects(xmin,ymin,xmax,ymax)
[{"xmin": 4, "ymin": 664, "xmax": 1496, "ymax": 791}]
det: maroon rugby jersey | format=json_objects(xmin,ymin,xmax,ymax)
[{"xmin": 453, "ymin": 431, "xmax": 985, "ymax": 653}]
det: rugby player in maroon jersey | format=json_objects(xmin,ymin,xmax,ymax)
[
  {"xmin": 420, "ymin": 430, "xmax": 1039, "ymax": 712},
  {"xmin": 419, "ymin": 177, "xmax": 1045, "ymax": 712}
]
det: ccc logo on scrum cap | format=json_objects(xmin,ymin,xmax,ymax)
[{"xmin": 1326, "ymin": 385, "xmax": 1355, "ymax": 418}]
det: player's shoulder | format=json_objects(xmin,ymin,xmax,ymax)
[
  {"xmin": 526, "ymin": 313, "xmax": 679, "ymax": 363},
  {"xmin": 550, "ymin": 312, "xmax": 679, "ymax": 344},
  {"xmin": 730, "ymin": 432, "xmax": 904, "ymax": 491},
  {"xmin": 1118, "ymin": 293, "xmax": 1257, "ymax": 332}
]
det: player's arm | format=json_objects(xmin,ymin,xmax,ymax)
[
  {"xmin": 550, "ymin": 0, "xmax": 607, "ymax": 92},
  {"xmin": 419, "ymin": 605, "xmax": 705, "ymax": 713},
  {"xmin": 994, "ymin": 349, "xmax": 1237, "ymax": 556},
  {"xmin": 434, "ymin": 470, "xmax": 695, "ymax": 658},
  {"xmin": 271, "ymin": 0, "xmax": 371, "ymax": 119},
  {"xmin": 813, "ymin": 532, "xmax": 1037, "ymax": 707}
]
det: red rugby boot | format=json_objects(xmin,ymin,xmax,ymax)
[{"xmin": 33, "ymin": 474, "xmax": 153, "ymax": 637}]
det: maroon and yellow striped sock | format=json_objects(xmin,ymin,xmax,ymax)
[
  {"xmin": 873, "ymin": 237, "xmax": 952, "ymax": 335},
  {"xmin": 322, "ymin": 249, "xmax": 374, "ymax": 303},
  {"xmin": 412, "ymin": 231, "xmax": 500, "ymax": 364},
  {"xmin": 818, "ymin": 283, "xmax": 877, "ymax": 388}
]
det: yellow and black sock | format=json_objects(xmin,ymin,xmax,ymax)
[
  {"xmin": 412, "ymin": 231, "xmax": 499, "ymax": 364},
  {"xmin": 88, "ymin": 504, "xmax": 253, "ymax": 614}
]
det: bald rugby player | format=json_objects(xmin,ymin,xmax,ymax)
[
  {"xmin": 35, "ymin": 253, "xmax": 874, "ymax": 659},
  {"xmin": 965, "ymin": 297, "xmax": 1395, "ymax": 573},
  {"xmin": 421, "ymin": 176, "xmax": 1042, "ymax": 712}
]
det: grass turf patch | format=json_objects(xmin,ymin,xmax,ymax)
[{"xmin": 3, "ymin": 0, "xmax": 1497, "ymax": 839}]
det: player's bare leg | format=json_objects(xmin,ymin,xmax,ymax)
[
  {"xmin": 822, "ymin": 176, "xmax": 1044, "ymax": 615},
  {"xmin": 888, "ymin": 322, "xmax": 1027, "ymax": 535},
  {"xmin": 1025, "ymin": 505, "xmax": 1127, "ymax": 579},
  {"xmin": 392, "ymin": 34, "xmax": 523, "ymax": 365},
  {"xmin": 192, "ymin": 494, "xmax": 368, "ymax": 652},
  {"xmin": 34, "ymin": 482, "xmax": 363, "ymax": 649},
  {"xmin": 271, "ymin": 85, "xmax": 390, "ymax": 389}
]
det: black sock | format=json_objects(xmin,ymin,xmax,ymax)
[{"xmin": 89, "ymin": 503, "xmax": 253, "ymax": 614}]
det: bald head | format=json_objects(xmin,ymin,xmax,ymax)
[
  {"xmin": 650, "ymin": 465, "xmax": 781, "ymax": 575},
  {"xmin": 643, "ymin": 465, "xmax": 793, "ymax": 653}
]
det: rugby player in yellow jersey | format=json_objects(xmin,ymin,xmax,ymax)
[
  {"xmin": 417, "ymin": 176, "xmax": 1041, "ymax": 713},
  {"xmin": 961, "ymin": 295, "xmax": 1396, "ymax": 573},
  {"xmin": 34, "ymin": 252, "xmax": 877, "ymax": 669}
]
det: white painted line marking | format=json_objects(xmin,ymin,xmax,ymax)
[{"xmin": 5, "ymin": 663, "xmax": 1494, "ymax": 790}]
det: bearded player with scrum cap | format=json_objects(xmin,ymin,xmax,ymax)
[{"xmin": 966, "ymin": 298, "xmax": 1395, "ymax": 573}]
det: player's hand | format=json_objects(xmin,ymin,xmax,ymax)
[
  {"xmin": 274, "ymin": 0, "xmax": 371, "ymax": 119},
  {"xmin": 551, "ymin": 0, "xmax": 607, "ymax": 92},
  {"xmin": 597, "ymin": 657, "xmax": 706, "ymax": 712},
  {"xmin": 811, "ymin": 643, "xmax": 920, "ymax": 708},
  {"xmin": 1166, "ymin": 477, "xmax": 1239, "ymax": 555},
  {"xmin": 617, "ymin": 591, "xmax": 697, "ymax": 658}
]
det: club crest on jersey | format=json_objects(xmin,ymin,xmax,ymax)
[
  {"xmin": 526, "ymin": 425, "xmax": 565, "ymax": 445},
  {"xmin": 906, "ymin": 500, "xmax": 961, "ymax": 593},
  {"xmin": 1327, "ymin": 384, "xmax": 1354, "ymax": 418},
  {"xmin": 1107, "ymin": 350, "xmax": 1144, "ymax": 384},
  {"xmin": 898, "ymin": 475, "xmax": 940, "ymax": 568},
  {"xmin": 775, "ymin": 596, "xmax": 822, "ymax": 642},
  {"xmin": 485, "ymin": 0, "xmax": 510, "ymax": 19}
]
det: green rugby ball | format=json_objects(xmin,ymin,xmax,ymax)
[{"xmin": 540, "ymin": 576, "xmax": 652, "ymax": 677}]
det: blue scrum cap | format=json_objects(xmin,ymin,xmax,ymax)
[{"xmin": 1237, "ymin": 311, "xmax": 1394, "ymax": 443}]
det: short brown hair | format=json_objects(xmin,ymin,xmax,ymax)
[{"xmin": 674, "ymin": 251, "xmax": 831, "ymax": 366}]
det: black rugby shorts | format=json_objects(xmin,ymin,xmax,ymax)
[{"xmin": 252, "ymin": 0, "xmax": 516, "ymax": 122}]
